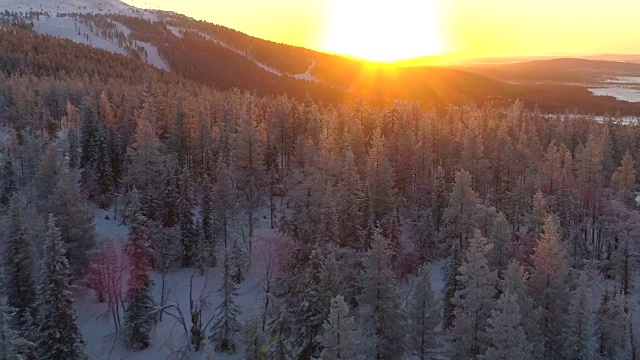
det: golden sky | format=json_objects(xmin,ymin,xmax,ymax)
[{"xmin": 123, "ymin": 0, "xmax": 640, "ymax": 61}]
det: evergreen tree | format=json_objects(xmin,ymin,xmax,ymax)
[
  {"xmin": 500, "ymin": 261, "xmax": 543, "ymax": 358},
  {"xmin": 2, "ymin": 194, "xmax": 36, "ymax": 331},
  {"xmin": 443, "ymin": 242, "xmax": 463, "ymax": 329},
  {"xmin": 210, "ymin": 251, "xmax": 241, "ymax": 353},
  {"xmin": 407, "ymin": 263, "xmax": 442, "ymax": 360},
  {"xmin": 450, "ymin": 230, "xmax": 497, "ymax": 360},
  {"xmin": 46, "ymin": 165, "xmax": 96, "ymax": 273},
  {"xmin": 0, "ymin": 297, "xmax": 34, "ymax": 360},
  {"xmin": 611, "ymin": 150, "xmax": 637, "ymax": 195},
  {"xmin": 316, "ymin": 295, "xmax": 357, "ymax": 360},
  {"xmin": 123, "ymin": 189, "xmax": 156, "ymax": 350},
  {"xmin": 36, "ymin": 215, "xmax": 86, "ymax": 360},
  {"xmin": 529, "ymin": 215, "xmax": 569, "ymax": 359},
  {"xmin": 482, "ymin": 291, "xmax": 533, "ymax": 360},
  {"xmin": 596, "ymin": 292, "xmax": 631, "ymax": 359},
  {"xmin": 358, "ymin": 227, "xmax": 404, "ymax": 360},
  {"xmin": 200, "ymin": 174, "xmax": 217, "ymax": 267},
  {"xmin": 440, "ymin": 169, "xmax": 480, "ymax": 252},
  {"xmin": 562, "ymin": 273, "xmax": 594, "ymax": 360}
]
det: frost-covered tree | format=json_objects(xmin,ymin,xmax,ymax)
[
  {"xmin": 482, "ymin": 291, "xmax": 532, "ymax": 360},
  {"xmin": 596, "ymin": 292, "xmax": 631, "ymax": 360},
  {"xmin": 46, "ymin": 165, "xmax": 96, "ymax": 273},
  {"xmin": 407, "ymin": 263, "xmax": 442, "ymax": 360},
  {"xmin": 232, "ymin": 96, "xmax": 265, "ymax": 239},
  {"xmin": 443, "ymin": 242, "xmax": 463, "ymax": 329},
  {"xmin": 529, "ymin": 215, "xmax": 569, "ymax": 359},
  {"xmin": 316, "ymin": 295, "xmax": 357, "ymax": 360},
  {"xmin": 0, "ymin": 296, "xmax": 34, "ymax": 360},
  {"xmin": 200, "ymin": 174, "xmax": 217, "ymax": 267},
  {"xmin": 210, "ymin": 251, "xmax": 241, "ymax": 353},
  {"xmin": 36, "ymin": 215, "xmax": 86, "ymax": 360},
  {"xmin": 488, "ymin": 212, "xmax": 512, "ymax": 276},
  {"xmin": 611, "ymin": 150, "xmax": 637, "ymax": 196},
  {"xmin": 2, "ymin": 194, "xmax": 36, "ymax": 331},
  {"xmin": 123, "ymin": 189, "xmax": 156, "ymax": 350},
  {"xmin": 500, "ymin": 261, "xmax": 542, "ymax": 358},
  {"xmin": 440, "ymin": 169, "xmax": 480, "ymax": 252},
  {"xmin": 562, "ymin": 273, "xmax": 594, "ymax": 360},
  {"xmin": 358, "ymin": 227, "xmax": 404, "ymax": 360},
  {"xmin": 336, "ymin": 149, "xmax": 365, "ymax": 249},
  {"xmin": 450, "ymin": 230, "xmax": 497, "ymax": 360}
]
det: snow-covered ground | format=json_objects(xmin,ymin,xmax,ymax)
[
  {"xmin": 294, "ymin": 60, "xmax": 320, "ymax": 82},
  {"xmin": 589, "ymin": 87, "xmax": 640, "ymax": 102},
  {"xmin": 34, "ymin": 16, "xmax": 129, "ymax": 56},
  {"xmin": 81, "ymin": 207, "xmax": 278, "ymax": 359},
  {"xmin": 606, "ymin": 76, "xmax": 640, "ymax": 84}
]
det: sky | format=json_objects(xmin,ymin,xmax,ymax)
[{"xmin": 123, "ymin": 0, "xmax": 640, "ymax": 62}]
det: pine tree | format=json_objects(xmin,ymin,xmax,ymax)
[
  {"xmin": 0, "ymin": 297, "xmax": 34, "ymax": 360},
  {"xmin": 210, "ymin": 251, "xmax": 241, "ymax": 353},
  {"xmin": 450, "ymin": 230, "xmax": 497, "ymax": 360},
  {"xmin": 611, "ymin": 150, "xmax": 636, "ymax": 195},
  {"xmin": 440, "ymin": 169, "xmax": 480, "ymax": 252},
  {"xmin": 529, "ymin": 215, "xmax": 569, "ymax": 359},
  {"xmin": 500, "ymin": 261, "xmax": 543, "ymax": 358},
  {"xmin": 407, "ymin": 263, "xmax": 442, "ymax": 360},
  {"xmin": 562, "ymin": 273, "xmax": 594, "ymax": 360},
  {"xmin": 315, "ymin": 295, "xmax": 357, "ymax": 360},
  {"xmin": 596, "ymin": 292, "xmax": 631, "ymax": 359},
  {"xmin": 443, "ymin": 242, "xmax": 463, "ymax": 330},
  {"xmin": 123, "ymin": 189, "xmax": 156, "ymax": 350},
  {"xmin": 2, "ymin": 194, "xmax": 36, "ymax": 331},
  {"xmin": 336, "ymin": 149, "xmax": 365, "ymax": 249},
  {"xmin": 358, "ymin": 227, "xmax": 404, "ymax": 360},
  {"xmin": 36, "ymin": 215, "xmax": 86, "ymax": 360},
  {"xmin": 200, "ymin": 174, "xmax": 216, "ymax": 267},
  {"xmin": 483, "ymin": 291, "xmax": 533, "ymax": 360},
  {"xmin": 46, "ymin": 165, "xmax": 96, "ymax": 273}
]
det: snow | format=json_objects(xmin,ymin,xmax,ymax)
[
  {"xmin": 34, "ymin": 16, "xmax": 128, "ymax": 56},
  {"xmin": 167, "ymin": 25, "xmax": 182, "ymax": 38},
  {"xmin": 294, "ymin": 60, "xmax": 320, "ymax": 83},
  {"xmin": 138, "ymin": 40, "xmax": 170, "ymax": 71},
  {"xmin": 606, "ymin": 76, "xmax": 640, "ymax": 84},
  {"xmin": 589, "ymin": 87, "xmax": 640, "ymax": 102}
]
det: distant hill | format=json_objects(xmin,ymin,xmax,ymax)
[{"xmin": 458, "ymin": 58, "xmax": 640, "ymax": 84}]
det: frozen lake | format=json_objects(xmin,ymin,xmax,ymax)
[{"xmin": 589, "ymin": 87, "xmax": 640, "ymax": 102}]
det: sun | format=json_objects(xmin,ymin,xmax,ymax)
[{"xmin": 322, "ymin": 0, "xmax": 443, "ymax": 63}]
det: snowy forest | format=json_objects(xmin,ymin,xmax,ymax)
[{"xmin": 2, "ymin": 26, "xmax": 640, "ymax": 360}]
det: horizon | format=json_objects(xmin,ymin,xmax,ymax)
[{"xmin": 122, "ymin": 0, "xmax": 640, "ymax": 63}]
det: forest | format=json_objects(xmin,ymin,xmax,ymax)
[{"xmin": 1, "ymin": 21, "xmax": 640, "ymax": 360}]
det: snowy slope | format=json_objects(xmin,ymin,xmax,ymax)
[
  {"xmin": 0, "ymin": 0, "xmax": 169, "ymax": 70},
  {"xmin": 0, "ymin": 0, "xmax": 140, "ymax": 15}
]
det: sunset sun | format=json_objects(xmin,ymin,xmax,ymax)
[{"xmin": 323, "ymin": 0, "xmax": 444, "ymax": 62}]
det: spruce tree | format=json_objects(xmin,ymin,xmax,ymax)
[
  {"xmin": 36, "ymin": 215, "xmax": 86, "ymax": 360},
  {"xmin": 483, "ymin": 291, "xmax": 533, "ymax": 360},
  {"xmin": 450, "ymin": 230, "xmax": 497, "ymax": 360},
  {"xmin": 316, "ymin": 295, "xmax": 357, "ymax": 360},
  {"xmin": 562, "ymin": 273, "xmax": 594, "ymax": 360},
  {"xmin": 210, "ymin": 251, "xmax": 241, "ymax": 353},
  {"xmin": 2, "ymin": 194, "xmax": 36, "ymax": 331},
  {"xmin": 123, "ymin": 189, "xmax": 156, "ymax": 350},
  {"xmin": 358, "ymin": 227, "xmax": 404, "ymax": 360},
  {"xmin": 407, "ymin": 263, "xmax": 442, "ymax": 360},
  {"xmin": 529, "ymin": 214, "xmax": 569, "ymax": 359},
  {"xmin": 0, "ymin": 296, "xmax": 34, "ymax": 360}
]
